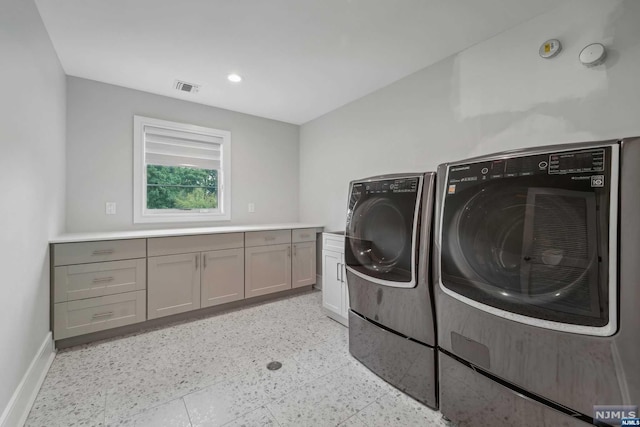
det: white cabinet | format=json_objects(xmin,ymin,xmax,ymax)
[
  {"xmin": 322, "ymin": 233, "xmax": 348, "ymax": 326},
  {"xmin": 147, "ymin": 253, "xmax": 201, "ymax": 319}
]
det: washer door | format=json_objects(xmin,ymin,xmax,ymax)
[
  {"xmin": 345, "ymin": 176, "xmax": 422, "ymax": 287},
  {"xmin": 439, "ymin": 147, "xmax": 615, "ymax": 332}
]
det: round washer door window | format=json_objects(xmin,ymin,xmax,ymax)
[{"xmin": 348, "ymin": 197, "xmax": 407, "ymax": 274}]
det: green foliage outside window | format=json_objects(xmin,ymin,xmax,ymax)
[{"xmin": 146, "ymin": 165, "xmax": 218, "ymax": 210}]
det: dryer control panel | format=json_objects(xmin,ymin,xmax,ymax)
[{"xmin": 446, "ymin": 147, "xmax": 610, "ymax": 196}]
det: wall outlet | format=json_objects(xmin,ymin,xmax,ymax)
[
  {"xmin": 105, "ymin": 202, "xmax": 117, "ymax": 215},
  {"xmin": 248, "ymin": 202, "xmax": 255, "ymax": 213}
]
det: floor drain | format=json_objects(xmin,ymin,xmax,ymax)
[{"xmin": 267, "ymin": 361, "xmax": 282, "ymax": 371}]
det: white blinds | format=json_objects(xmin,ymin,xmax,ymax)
[{"xmin": 144, "ymin": 125, "xmax": 222, "ymax": 170}]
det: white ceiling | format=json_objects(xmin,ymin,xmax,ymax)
[{"xmin": 36, "ymin": 0, "xmax": 560, "ymax": 124}]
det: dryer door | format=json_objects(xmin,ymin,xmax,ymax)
[
  {"xmin": 439, "ymin": 146, "xmax": 618, "ymax": 335},
  {"xmin": 345, "ymin": 176, "xmax": 422, "ymax": 288}
]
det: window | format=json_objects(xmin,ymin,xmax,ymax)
[{"xmin": 133, "ymin": 116, "xmax": 231, "ymax": 223}]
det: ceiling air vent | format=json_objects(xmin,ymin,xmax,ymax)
[{"xmin": 174, "ymin": 80, "xmax": 200, "ymax": 93}]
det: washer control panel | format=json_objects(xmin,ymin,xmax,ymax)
[{"xmin": 358, "ymin": 177, "xmax": 419, "ymax": 195}]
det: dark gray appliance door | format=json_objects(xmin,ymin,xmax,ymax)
[
  {"xmin": 439, "ymin": 146, "xmax": 615, "ymax": 334},
  {"xmin": 345, "ymin": 175, "xmax": 422, "ymax": 288},
  {"xmin": 346, "ymin": 173, "xmax": 436, "ymax": 346}
]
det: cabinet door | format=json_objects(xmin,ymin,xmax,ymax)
[
  {"xmin": 245, "ymin": 244, "xmax": 292, "ymax": 298},
  {"xmin": 201, "ymin": 248, "xmax": 244, "ymax": 308},
  {"xmin": 292, "ymin": 241, "xmax": 316, "ymax": 288},
  {"xmin": 148, "ymin": 253, "xmax": 200, "ymax": 319},
  {"xmin": 322, "ymin": 250, "xmax": 343, "ymax": 315}
]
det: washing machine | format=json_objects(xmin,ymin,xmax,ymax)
[
  {"xmin": 345, "ymin": 172, "xmax": 437, "ymax": 409},
  {"xmin": 433, "ymin": 138, "xmax": 640, "ymax": 426}
]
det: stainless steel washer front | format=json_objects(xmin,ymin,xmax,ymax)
[{"xmin": 345, "ymin": 172, "xmax": 437, "ymax": 408}]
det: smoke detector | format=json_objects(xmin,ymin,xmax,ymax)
[
  {"xmin": 174, "ymin": 80, "xmax": 200, "ymax": 93},
  {"xmin": 579, "ymin": 43, "xmax": 607, "ymax": 68}
]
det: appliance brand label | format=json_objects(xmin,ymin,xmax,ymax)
[
  {"xmin": 594, "ymin": 405, "xmax": 638, "ymax": 424},
  {"xmin": 450, "ymin": 166, "xmax": 470, "ymax": 172}
]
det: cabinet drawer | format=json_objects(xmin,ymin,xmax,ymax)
[
  {"xmin": 245, "ymin": 230, "xmax": 291, "ymax": 247},
  {"xmin": 54, "ymin": 290, "xmax": 146, "ymax": 340},
  {"xmin": 53, "ymin": 259, "xmax": 146, "ymax": 303},
  {"xmin": 323, "ymin": 233, "xmax": 345, "ymax": 253},
  {"xmin": 292, "ymin": 228, "xmax": 317, "ymax": 243},
  {"xmin": 53, "ymin": 239, "xmax": 146, "ymax": 266},
  {"xmin": 148, "ymin": 233, "xmax": 243, "ymax": 257}
]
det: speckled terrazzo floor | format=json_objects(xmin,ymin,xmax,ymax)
[{"xmin": 25, "ymin": 290, "xmax": 450, "ymax": 427}]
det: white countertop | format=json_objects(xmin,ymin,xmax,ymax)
[{"xmin": 51, "ymin": 223, "xmax": 324, "ymax": 244}]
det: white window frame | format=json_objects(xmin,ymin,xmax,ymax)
[{"xmin": 133, "ymin": 115, "xmax": 231, "ymax": 223}]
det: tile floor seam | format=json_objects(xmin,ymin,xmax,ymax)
[
  {"xmin": 351, "ymin": 390, "xmax": 391, "ymax": 423},
  {"xmin": 102, "ymin": 392, "xmax": 107, "ymax": 426},
  {"xmin": 340, "ymin": 388, "xmax": 391, "ymax": 425},
  {"xmin": 265, "ymin": 405, "xmax": 282, "ymax": 427},
  {"xmin": 181, "ymin": 397, "xmax": 194, "ymax": 427}
]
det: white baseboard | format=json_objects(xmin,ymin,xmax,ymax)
[{"xmin": 0, "ymin": 332, "xmax": 56, "ymax": 427}]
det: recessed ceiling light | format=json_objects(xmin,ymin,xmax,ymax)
[{"xmin": 227, "ymin": 73, "xmax": 242, "ymax": 83}]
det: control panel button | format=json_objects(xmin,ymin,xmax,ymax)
[
  {"xmin": 481, "ymin": 167, "xmax": 489, "ymax": 174},
  {"xmin": 538, "ymin": 161, "xmax": 548, "ymax": 169}
]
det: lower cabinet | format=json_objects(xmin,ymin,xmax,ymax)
[
  {"xmin": 52, "ymin": 228, "xmax": 319, "ymax": 342},
  {"xmin": 244, "ymin": 228, "xmax": 317, "ymax": 298},
  {"xmin": 54, "ymin": 290, "xmax": 146, "ymax": 340},
  {"xmin": 322, "ymin": 233, "xmax": 348, "ymax": 326},
  {"xmin": 201, "ymin": 248, "xmax": 245, "ymax": 308},
  {"xmin": 292, "ymin": 241, "xmax": 316, "ymax": 288},
  {"xmin": 147, "ymin": 253, "xmax": 201, "ymax": 320},
  {"xmin": 148, "ymin": 249, "xmax": 246, "ymax": 319},
  {"xmin": 245, "ymin": 243, "xmax": 292, "ymax": 298}
]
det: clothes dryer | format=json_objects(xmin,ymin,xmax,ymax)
[{"xmin": 434, "ymin": 139, "xmax": 640, "ymax": 426}]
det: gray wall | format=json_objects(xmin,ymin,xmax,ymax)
[
  {"xmin": 0, "ymin": 0, "xmax": 66, "ymax": 414},
  {"xmin": 300, "ymin": 0, "xmax": 640, "ymax": 231},
  {"xmin": 66, "ymin": 77, "xmax": 300, "ymax": 232}
]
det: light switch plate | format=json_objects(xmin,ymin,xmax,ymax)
[
  {"xmin": 248, "ymin": 202, "xmax": 255, "ymax": 213},
  {"xmin": 106, "ymin": 202, "xmax": 117, "ymax": 215}
]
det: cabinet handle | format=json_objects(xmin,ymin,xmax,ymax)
[
  {"xmin": 287, "ymin": 246, "xmax": 291, "ymax": 257},
  {"xmin": 293, "ymin": 245, "xmax": 297, "ymax": 256},
  {"xmin": 92, "ymin": 249, "xmax": 114, "ymax": 255},
  {"xmin": 92, "ymin": 311, "xmax": 114, "ymax": 319},
  {"xmin": 336, "ymin": 263, "xmax": 340, "ymax": 281},
  {"xmin": 195, "ymin": 255, "xmax": 199, "ymax": 270},
  {"xmin": 203, "ymin": 255, "xmax": 207, "ymax": 270},
  {"xmin": 300, "ymin": 234, "xmax": 310, "ymax": 238},
  {"xmin": 92, "ymin": 276, "xmax": 114, "ymax": 283},
  {"xmin": 265, "ymin": 236, "xmax": 276, "ymax": 241},
  {"xmin": 341, "ymin": 264, "xmax": 345, "ymax": 282}
]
